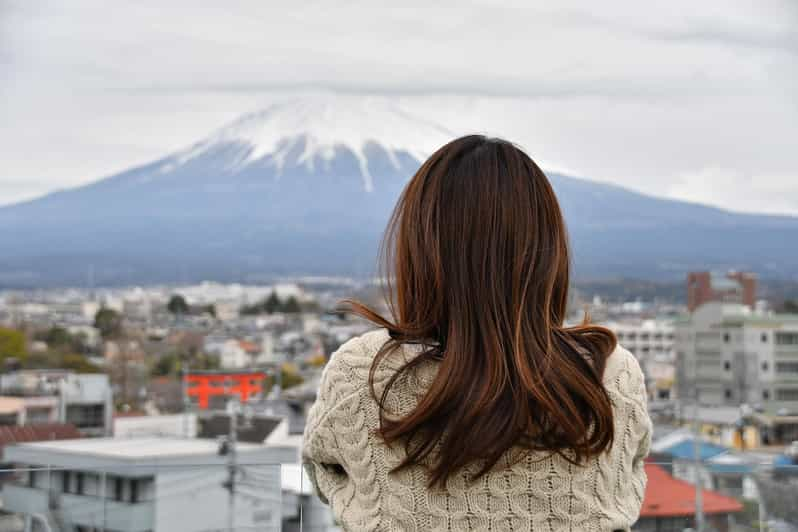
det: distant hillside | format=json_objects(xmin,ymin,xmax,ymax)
[{"xmin": 2, "ymin": 96, "xmax": 798, "ymax": 287}]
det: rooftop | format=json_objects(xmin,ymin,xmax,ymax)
[
  {"xmin": 12, "ymin": 436, "xmax": 264, "ymax": 459},
  {"xmin": 641, "ymin": 463, "xmax": 744, "ymax": 518}
]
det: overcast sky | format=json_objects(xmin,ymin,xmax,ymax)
[{"xmin": 2, "ymin": 0, "xmax": 797, "ymax": 214}]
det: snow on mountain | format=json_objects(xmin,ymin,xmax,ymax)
[
  {"xmin": 166, "ymin": 96, "xmax": 453, "ymax": 191},
  {"xmin": 2, "ymin": 94, "xmax": 798, "ymax": 287}
]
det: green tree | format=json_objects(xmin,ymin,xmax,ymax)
[
  {"xmin": 152, "ymin": 353, "xmax": 181, "ymax": 376},
  {"xmin": 283, "ymin": 296, "xmax": 301, "ymax": 314},
  {"xmin": 60, "ymin": 353, "xmax": 101, "ymax": 373},
  {"xmin": 167, "ymin": 294, "xmax": 190, "ymax": 315},
  {"xmin": 0, "ymin": 327, "xmax": 28, "ymax": 364},
  {"xmin": 34, "ymin": 326, "xmax": 89, "ymax": 354},
  {"xmin": 22, "ymin": 350, "xmax": 99, "ymax": 373},
  {"xmin": 94, "ymin": 307, "xmax": 123, "ymax": 339},
  {"xmin": 264, "ymin": 292, "xmax": 282, "ymax": 314},
  {"xmin": 281, "ymin": 368, "xmax": 304, "ymax": 389},
  {"xmin": 783, "ymin": 299, "xmax": 798, "ymax": 314}
]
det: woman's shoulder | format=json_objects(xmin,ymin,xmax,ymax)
[
  {"xmin": 602, "ymin": 343, "xmax": 647, "ymax": 404},
  {"xmin": 321, "ymin": 328, "xmax": 391, "ymax": 385}
]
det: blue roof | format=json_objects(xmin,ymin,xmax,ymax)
[
  {"xmin": 663, "ymin": 439, "xmax": 729, "ymax": 461},
  {"xmin": 706, "ymin": 462, "xmax": 753, "ymax": 475}
]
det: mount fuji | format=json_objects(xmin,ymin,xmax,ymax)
[{"xmin": 2, "ymin": 96, "xmax": 798, "ymax": 287}]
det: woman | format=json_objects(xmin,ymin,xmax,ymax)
[{"xmin": 303, "ymin": 135, "xmax": 652, "ymax": 531}]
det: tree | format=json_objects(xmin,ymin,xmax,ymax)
[
  {"xmin": 34, "ymin": 326, "xmax": 90, "ymax": 354},
  {"xmin": 783, "ymin": 300, "xmax": 798, "ymax": 314},
  {"xmin": 60, "ymin": 353, "xmax": 101, "ymax": 373},
  {"xmin": 264, "ymin": 291, "xmax": 282, "ymax": 314},
  {"xmin": 22, "ymin": 351, "xmax": 99, "ymax": 373},
  {"xmin": 283, "ymin": 296, "xmax": 301, "ymax": 314},
  {"xmin": 0, "ymin": 327, "xmax": 28, "ymax": 364},
  {"xmin": 94, "ymin": 308, "xmax": 123, "ymax": 339},
  {"xmin": 167, "ymin": 294, "xmax": 190, "ymax": 315},
  {"xmin": 152, "ymin": 353, "xmax": 181, "ymax": 376},
  {"xmin": 280, "ymin": 362, "xmax": 304, "ymax": 389}
]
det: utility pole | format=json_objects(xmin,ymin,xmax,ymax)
[
  {"xmin": 693, "ymin": 394, "xmax": 704, "ymax": 532},
  {"xmin": 226, "ymin": 397, "xmax": 239, "ymax": 532}
]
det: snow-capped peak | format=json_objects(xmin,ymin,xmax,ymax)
[{"xmin": 173, "ymin": 95, "xmax": 454, "ymax": 191}]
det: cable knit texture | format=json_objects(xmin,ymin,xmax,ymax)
[{"xmin": 303, "ymin": 328, "xmax": 652, "ymax": 531}]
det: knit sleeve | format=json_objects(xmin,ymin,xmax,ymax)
[
  {"xmin": 629, "ymin": 366, "xmax": 652, "ymax": 511},
  {"xmin": 618, "ymin": 349, "xmax": 653, "ymax": 516},
  {"xmin": 301, "ymin": 337, "xmax": 364, "ymax": 505},
  {"xmin": 601, "ymin": 346, "xmax": 653, "ymax": 526}
]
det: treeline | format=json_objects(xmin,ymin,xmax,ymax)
[
  {"xmin": 0, "ymin": 325, "xmax": 100, "ymax": 373},
  {"xmin": 167, "ymin": 295, "xmax": 215, "ymax": 317},
  {"xmin": 240, "ymin": 292, "xmax": 317, "ymax": 315}
]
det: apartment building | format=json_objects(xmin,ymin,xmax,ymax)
[
  {"xmin": 2, "ymin": 437, "xmax": 294, "ymax": 532},
  {"xmin": 607, "ymin": 319, "xmax": 676, "ymax": 399},
  {"xmin": 675, "ymin": 302, "xmax": 798, "ymax": 415},
  {"xmin": 0, "ymin": 371, "xmax": 113, "ymax": 437}
]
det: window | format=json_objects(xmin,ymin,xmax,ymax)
[
  {"xmin": 114, "ymin": 477, "xmax": 124, "ymax": 501},
  {"xmin": 130, "ymin": 478, "xmax": 140, "ymax": 503},
  {"xmin": 62, "ymin": 471, "xmax": 70, "ymax": 493},
  {"xmin": 723, "ymin": 333, "xmax": 731, "ymax": 343},
  {"xmin": 776, "ymin": 388, "xmax": 798, "ymax": 401},
  {"xmin": 763, "ymin": 390, "xmax": 771, "ymax": 400},
  {"xmin": 724, "ymin": 389, "xmax": 733, "ymax": 399},
  {"xmin": 776, "ymin": 333, "xmax": 798, "ymax": 346},
  {"xmin": 723, "ymin": 361, "xmax": 731, "ymax": 371},
  {"xmin": 66, "ymin": 404, "xmax": 105, "ymax": 429},
  {"xmin": 762, "ymin": 361, "xmax": 769, "ymax": 371},
  {"xmin": 776, "ymin": 361, "xmax": 798, "ymax": 373},
  {"xmin": 76, "ymin": 472, "xmax": 84, "ymax": 495},
  {"xmin": 762, "ymin": 333, "xmax": 769, "ymax": 343}
]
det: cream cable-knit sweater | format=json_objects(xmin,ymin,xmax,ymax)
[{"xmin": 303, "ymin": 328, "xmax": 652, "ymax": 531}]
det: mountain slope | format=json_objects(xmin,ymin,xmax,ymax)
[{"xmin": 2, "ymin": 97, "xmax": 797, "ymax": 287}]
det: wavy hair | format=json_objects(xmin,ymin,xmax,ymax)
[{"xmin": 342, "ymin": 135, "xmax": 616, "ymax": 488}]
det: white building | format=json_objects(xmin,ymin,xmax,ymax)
[
  {"xmin": 0, "ymin": 396, "xmax": 59, "ymax": 426},
  {"xmin": 676, "ymin": 302, "xmax": 798, "ymax": 413},
  {"xmin": 113, "ymin": 413, "xmax": 198, "ymax": 439},
  {"xmin": 0, "ymin": 371, "xmax": 113, "ymax": 437},
  {"xmin": 605, "ymin": 319, "xmax": 676, "ymax": 399},
  {"xmin": 3, "ymin": 437, "xmax": 295, "ymax": 532}
]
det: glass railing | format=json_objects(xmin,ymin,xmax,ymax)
[{"xmin": 0, "ymin": 461, "xmax": 795, "ymax": 531}]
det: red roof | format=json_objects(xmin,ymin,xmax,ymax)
[
  {"xmin": 0, "ymin": 423, "xmax": 82, "ymax": 454},
  {"xmin": 238, "ymin": 340, "xmax": 260, "ymax": 354},
  {"xmin": 641, "ymin": 462, "xmax": 744, "ymax": 518}
]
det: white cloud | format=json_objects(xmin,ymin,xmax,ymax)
[
  {"xmin": 668, "ymin": 167, "xmax": 798, "ymax": 215},
  {"xmin": 0, "ymin": 0, "xmax": 796, "ymax": 212}
]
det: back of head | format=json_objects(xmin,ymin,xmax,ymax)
[{"xmin": 345, "ymin": 135, "xmax": 616, "ymax": 488}]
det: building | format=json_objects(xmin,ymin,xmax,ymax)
[
  {"xmin": 654, "ymin": 436, "xmax": 758, "ymax": 501},
  {"xmin": 606, "ymin": 319, "xmax": 676, "ymax": 399},
  {"xmin": 113, "ymin": 413, "xmax": 198, "ymax": 439},
  {"xmin": 2, "ymin": 436, "xmax": 295, "ymax": 532},
  {"xmin": 675, "ymin": 302, "xmax": 798, "ymax": 418},
  {"xmin": 0, "ymin": 371, "xmax": 113, "ymax": 437},
  {"xmin": 636, "ymin": 462, "xmax": 744, "ymax": 532},
  {"xmin": 0, "ymin": 396, "xmax": 59, "ymax": 426},
  {"xmin": 687, "ymin": 271, "xmax": 757, "ymax": 312}
]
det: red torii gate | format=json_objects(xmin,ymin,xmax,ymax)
[{"xmin": 184, "ymin": 372, "xmax": 266, "ymax": 409}]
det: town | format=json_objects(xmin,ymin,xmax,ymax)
[{"xmin": 0, "ymin": 271, "xmax": 796, "ymax": 531}]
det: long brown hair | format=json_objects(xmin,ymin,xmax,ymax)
[{"xmin": 343, "ymin": 135, "xmax": 617, "ymax": 488}]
